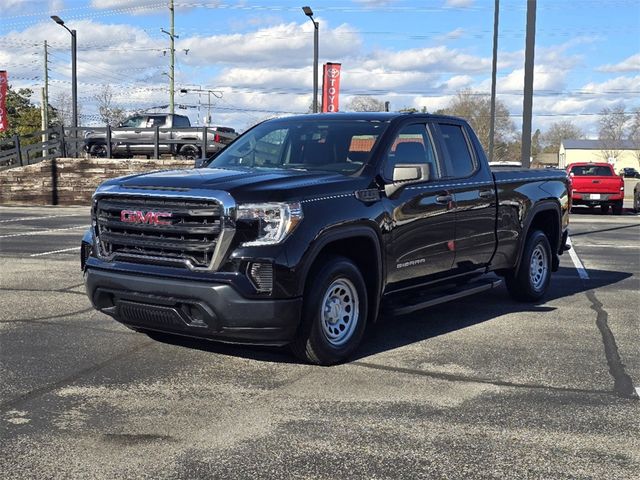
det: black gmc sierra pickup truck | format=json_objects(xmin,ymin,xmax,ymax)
[{"xmin": 82, "ymin": 113, "xmax": 570, "ymax": 365}]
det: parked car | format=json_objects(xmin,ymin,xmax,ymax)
[
  {"xmin": 84, "ymin": 114, "xmax": 237, "ymax": 159},
  {"xmin": 620, "ymin": 167, "xmax": 640, "ymax": 178},
  {"xmin": 81, "ymin": 113, "xmax": 570, "ymax": 365},
  {"xmin": 634, "ymin": 182, "xmax": 640, "ymax": 213},
  {"xmin": 567, "ymin": 162, "xmax": 625, "ymax": 214}
]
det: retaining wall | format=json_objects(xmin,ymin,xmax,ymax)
[{"xmin": 0, "ymin": 158, "xmax": 193, "ymax": 206}]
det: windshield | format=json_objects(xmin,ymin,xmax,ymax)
[{"xmin": 208, "ymin": 119, "xmax": 389, "ymax": 174}]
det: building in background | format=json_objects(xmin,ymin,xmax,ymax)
[{"xmin": 559, "ymin": 139, "xmax": 640, "ymax": 173}]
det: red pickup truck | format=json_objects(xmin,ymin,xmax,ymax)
[{"xmin": 567, "ymin": 162, "xmax": 624, "ymax": 214}]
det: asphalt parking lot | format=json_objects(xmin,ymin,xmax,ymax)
[{"xmin": 1, "ymin": 205, "xmax": 639, "ymax": 479}]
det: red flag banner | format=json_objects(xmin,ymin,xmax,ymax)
[
  {"xmin": 0, "ymin": 70, "xmax": 8, "ymax": 132},
  {"xmin": 321, "ymin": 63, "xmax": 341, "ymax": 113}
]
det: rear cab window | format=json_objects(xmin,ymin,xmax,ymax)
[
  {"xmin": 570, "ymin": 165, "xmax": 614, "ymax": 176},
  {"xmin": 437, "ymin": 123, "xmax": 477, "ymax": 179}
]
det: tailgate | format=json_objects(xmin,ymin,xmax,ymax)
[{"xmin": 571, "ymin": 176, "xmax": 622, "ymax": 194}]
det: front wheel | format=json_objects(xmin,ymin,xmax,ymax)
[
  {"xmin": 505, "ymin": 230, "xmax": 552, "ymax": 302},
  {"xmin": 291, "ymin": 255, "xmax": 368, "ymax": 365}
]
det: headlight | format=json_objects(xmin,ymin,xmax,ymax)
[{"xmin": 236, "ymin": 202, "xmax": 303, "ymax": 246}]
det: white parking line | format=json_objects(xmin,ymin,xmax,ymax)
[
  {"xmin": 0, "ymin": 226, "xmax": 88, "ymax": 239},
  {"xmin": 0, "ymin": 214, "xmax": 84, "ymax": 223},
  {"xmin": 566, "ymin": 236, "xmax": 589, "ymax": 280},
  {"xmin": 30, "ymin": 246, "xmax": 81, "ymax": 257}
]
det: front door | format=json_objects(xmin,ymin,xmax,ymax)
[{"xmin": 383, "ymin": 122, "xmax": 456, "ymax": 288}]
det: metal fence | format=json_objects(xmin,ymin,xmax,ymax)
[
  {"xmin": 0, "ymin": 126, "xmax": 237, "ymax": 170},
  {"xmin": 0, "ymin": 126, "xmax": 67, "ymax": 170}
]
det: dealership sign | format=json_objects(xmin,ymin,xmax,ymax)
[
  {"xmin": 0, "ymin": 71, "xmax": 7, "ymax": 132},
  {"xmin": 321, "ymin": 63, "xmax": 341, "ymax": 113}
]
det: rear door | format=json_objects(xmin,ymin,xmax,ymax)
[
  {"xmin": 384, "ymin": 122, "xmax": 456, "ymax": 287},
  {"xmin": 433, "ymin": 121, "xmax": 496, "ymax": 272}
]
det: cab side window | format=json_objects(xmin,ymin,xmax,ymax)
[
  {"xmin": 438, "ymin": 123, "xmax": 476, "ymax": 178},
  {"xmin": 383, "ymin": 124, "xmax": 439, "ymax": 181}
]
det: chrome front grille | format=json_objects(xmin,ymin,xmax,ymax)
[{"xmin": 95, "ymin": 195, "xmax": 227, "ymax": 270}]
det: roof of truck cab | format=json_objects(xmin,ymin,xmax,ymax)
[{"xmin": 267, "ymin": 112, "xmax": 467, "ymax": 123}]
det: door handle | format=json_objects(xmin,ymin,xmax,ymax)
[
  {"xmin": 436, "ymin": 194, "xmax": 453, "ymax": 204},
  {"xmin": 479, "ymin": 189, "xmax": 495, "ymax": 199}
]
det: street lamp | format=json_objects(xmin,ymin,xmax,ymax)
[
  {"xmin": 302, "ymin": 6, "xmax": 319, "ymax": 113},
  {"xmin": 51, "ymin": 15, "xmax": 77, "ymax": 131}
]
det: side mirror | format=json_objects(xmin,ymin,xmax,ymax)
[
  {"xmin": 385, "ymin": 164, "xmax": 430, "ymax": 197},
  {"xmin": 194, "ymin": 158, "xmax": 206, "ymax": 168}
]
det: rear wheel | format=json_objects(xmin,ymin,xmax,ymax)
[
  {"xmin": 89, "ymin": 143, "xmax": 108, "ymax": 158},
  {"xmin": 291, "ymin": 255, "xmax": 368, "ymax": 365},
  {"xmin": 600, "ymin": 204, "xmax": 610, "ymax": 214},
  {"xmin": 612, "ymin": 200, "xmax": 623, "ymax": 215},
  {"xmin": 178, "ymin": 144, "xmax": 200, "ymax": 160},
  {"xmin": 505, "ymin": 230, "xmax": 552, "ymax": 302}
]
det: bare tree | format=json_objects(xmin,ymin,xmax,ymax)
[
  {"xmin": 52, "ymin": 91, "xmax": 83, "ymax": 127},
  {"xmin": 598, "ymin": 104, "xmax": 629, "ymax": 162},
  {"xmin": 95, "ymin": 84, "xmax": 127, "ymax": 126},
  {"xmin": 541, "ymin": 120, "xmax": 584, "ymax": 152},
  {"xmin": 438, "ymin": 90, "xmax": 517, "ymax": 161},
  {"xmin": 346, "ymin": 96, "xmax": 385, "ymax": 112},
  {"xmin": 628, "ymin": 108, "xmax": 640, "ymax": 163}
]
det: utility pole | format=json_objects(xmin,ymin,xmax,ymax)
[
  {"xmin": 521, "ymin": 0, "xmax": 536, "ymax": 168},
  {"xmin": 42, "ymin": 40, "xmax": 49, "ymax": 156},
  {"xmin": 161, "ymin": 1, "xmax": 177, "ymax": 115},
  {"xmin": 170, "ymin": 0, "xmax": 175, "ymax": 115},
  {"xmin": 488, "ymin": 0, "xmax": 499, "ymax": 163}
]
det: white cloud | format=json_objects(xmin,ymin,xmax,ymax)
[
  {"xmin": 179, "ymin": 20, "xmax": 362, "ymax": 68},
  {"xmin": 597, "ymin": 54, "xmax": 640, "ymax": 73},
  {"xmin": 363, "ymin": 46, "xmax": 490, "ymax": 74},
  {"xmin": 444, "ymin": 0, "xmax": 474, "ymax": 8}
]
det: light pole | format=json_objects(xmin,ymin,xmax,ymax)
[
  {"xmin": 302, "ymin": 6, "xmax": 319, "ymax": 113},
  {"xmin": 51, "ymin": 15, "xmax": 77, "ymax": 130}
]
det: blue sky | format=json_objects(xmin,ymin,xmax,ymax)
[{"xmin": 1, "ymin": 0, "xmax": 639, "ymax": 134}]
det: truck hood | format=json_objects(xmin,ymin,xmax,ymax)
[{"xmin": 99, "ymin": 167, "xmax": 366, "ymax": 202}]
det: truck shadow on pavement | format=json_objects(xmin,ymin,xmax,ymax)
[{"xmin": 146, "ymin": 266, "xmax": 632, "ymax": 364}]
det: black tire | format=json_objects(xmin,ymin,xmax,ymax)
[
  {"xmin": 178, "ymin": 144, "xmax": 200, "ymax": 160},
  {"xmin": 291, "ymin": 255, "xmax": 368, "ymax": 365},
  {"xmin": 612, "ymin": 200, "xmax": 623, "ymax": 215},
  {"xmin": 89, "ymin": 143, "xmax": 108, "ymax": 158},
  {"xmin": 505, "ymin": 230, "xmax": 552, "ymax": 302},
  {"xmin": 600, "ymin": 204, "xmax": 610, "ymax": 214}
]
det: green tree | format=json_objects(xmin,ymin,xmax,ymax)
[
  {"xmin": 1, "ymin": 87, "xmax": 39, "ymax": 140},
  {"xmin": 1, "ymin": 86, "xmax": 60, "ymax": 143}
]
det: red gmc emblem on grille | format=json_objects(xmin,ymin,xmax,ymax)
[{"xmin": 120, "ymin": 210, "xmax": 172, "ymax": 225}]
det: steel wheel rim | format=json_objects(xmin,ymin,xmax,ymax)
[
  {"xmin": 320, "ymin": 278, "xmax": 359, "ymax": 347},
  {"xmin": 530, "ymin": 243, "xmax": 548, "ymax": 291}
]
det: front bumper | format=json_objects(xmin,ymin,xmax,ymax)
[{"xmin": 85, "ymin": 268, "xmax": 302, "ymax": 346}]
